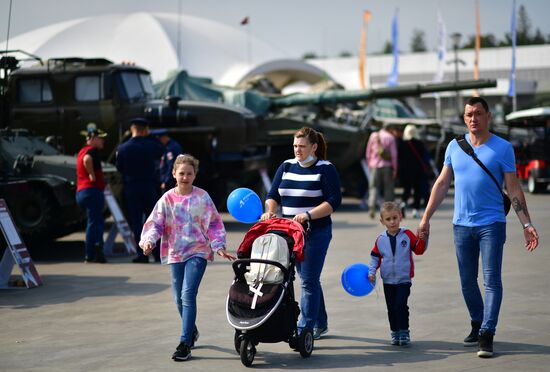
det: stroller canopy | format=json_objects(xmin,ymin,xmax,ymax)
[{"xmin": 237, "ymin": 218, "xmax": 305, "ymax": 262}]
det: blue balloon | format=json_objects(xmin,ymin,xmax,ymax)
[
  {"xmin": 226, "ymin": 188, "xmax": 262, "ymax": 223},
  {"xmin": 341, "ymin": 263, "xmax": 375, "ymax": 297}
]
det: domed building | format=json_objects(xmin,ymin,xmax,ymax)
[{"xmin": 0, "ymin": 12, "xmax": 289, "ymax": 83}]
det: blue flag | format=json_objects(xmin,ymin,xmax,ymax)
[
  {"xmin": 508, "ymin": 0, "xmax": 516, "ymax": 97},
  {"xmin": 386, "ymin": 8, "xmax": 399, "ymax": 86}
]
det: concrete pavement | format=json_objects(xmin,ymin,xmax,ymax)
[{"xmin": 1, "ymin": 194, "xmax": 549, "ymax": 371}]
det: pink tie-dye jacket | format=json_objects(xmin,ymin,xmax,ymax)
[{"xmin": 139, "ymin": 186, "xmax": 226, "ymax": 264}]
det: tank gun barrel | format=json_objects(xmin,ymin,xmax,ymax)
[{"xmin": 270, "ymin": 79, "xmax": 497, "ymax": 108}]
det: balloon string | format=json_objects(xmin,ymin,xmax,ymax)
[{"xmin": 374, "ymin": 273, "xmax": 381, "ymax": 300}]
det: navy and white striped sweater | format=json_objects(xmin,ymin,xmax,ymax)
[{"xmin": 267, "ymin": 158, "xmax": 342, "ymax": 229}]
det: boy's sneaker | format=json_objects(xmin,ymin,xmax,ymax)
[
  {"xmin": 390, "ymin": 331, "xmax": 400, "ymax": 346},
  {"xmin": 399, "ymin": 330, "xmax": 410, "ymax": 346},
  {"xmin": 190, "ymin": 327, "xmax": 200, "ymax": 349},
  {"xmin": 313, "ymin": 327, "xmax": 328, "ymax": 340},
  {"xmin": 172, "ymin": 343, "xmax": 191, "ymax": 361},
  {"xmin": 477, "ymin": 331, "xmax": 494, "ymax": 358},
  {"xmin": 464, "ymin": 321, "xmax": 481, "ymax": 346}
]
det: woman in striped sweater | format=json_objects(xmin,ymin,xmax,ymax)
[{"xmin": 261, "ymin": 127, "xmax": 342, "ymax": 340}]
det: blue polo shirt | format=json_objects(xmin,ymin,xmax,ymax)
[{"xmin": 444, "ymin": 133, "xmax": 516, "ymax": 227}]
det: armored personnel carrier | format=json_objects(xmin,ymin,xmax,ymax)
[{"xmin": 0, "ymin": 128, "xmax": 121, "ymax": 242}]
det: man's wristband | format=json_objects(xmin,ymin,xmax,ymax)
[
  {"xmin": 306, "ymin": 211, "xmax": 312, "ymax": 221},
  {"xmin": 523, "ymin": 222, "xmax": 533, "ymax": 229}
]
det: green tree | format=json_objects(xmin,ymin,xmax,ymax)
[
  {"xmin": 516, "ymin": 4, "xmax": 532, "ymax": 45},
  {"xmin": 339, "ymin": 51, "xmax": 353, "ymax": 57},
  {"xmin": 302, "ymin": 52, "xmax": 318, "ymax": 60},
  {"xmin": 532, "ymin": 29, "xmax": 546, "ymax": 44},
  {"xmin": 410, "ymin": 29, "xmax": 427, "ymax": 52},
  {"xmin": 462, "ymin": 33, "xmax": 498, "ymax": 48},
  {"xmin": 382, "ymin": 41, "xmax": 393, "ymax": 54}
]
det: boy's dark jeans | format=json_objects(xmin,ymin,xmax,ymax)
[{"xmin": 383, "ymin": 282, "xmax": 412, "ymax": 332}]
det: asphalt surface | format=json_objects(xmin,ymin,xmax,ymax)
[{"xmin": 1, "ymin": 194, "xmax": 549, "ymax": 372}]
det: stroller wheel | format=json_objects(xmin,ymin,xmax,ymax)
[
  {"xmin": 240, "ymin": 337, "xmax": 256, "ymax": 367},
  {"xmin": 298, "ymin": 329, "xmax": 314, "ymax": 358},
  {"xmin": 234, "ymin": 330, "xmax": 242, "ymax": 354}
]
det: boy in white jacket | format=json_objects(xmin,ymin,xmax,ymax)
[{"xmin": 368, "ymin": 201, "xmax": 427, "ymax": 346}]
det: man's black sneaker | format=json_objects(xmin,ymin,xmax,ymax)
[
  {"xmin": 477, "ymin": 331, "xmax": 494, "ymax": 358},
  {"xmin": 172, "ymin": 343, "xmax": 191, "ymax": 361},
  {"xmin": 190, "ymin": 327, "xmax": 200, "ymax": 349},
  {"xmin": 464, "ymin": 321, "xmax": 481, "ymax": 346}
]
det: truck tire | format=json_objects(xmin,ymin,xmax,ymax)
[{"xmin": 527, "ymin": 174, "xmax": 546, "ymax": 194}]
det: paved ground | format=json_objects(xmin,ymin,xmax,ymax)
[{"xmin": 1, "ymin": 194, "xmax": 549, "ymax": 372}]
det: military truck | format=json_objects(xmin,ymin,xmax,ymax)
[
  {"xmin": 1, "ymin": 51, "xmax": 154, "ymax": 158},
  {"xmin": 0, "ymin": 53, "xmax": 122, "ymax": 244}
]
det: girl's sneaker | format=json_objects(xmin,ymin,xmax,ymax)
[
  {"xmin": 390, "ymin": 331, "xmax": 400, "ymax": 345},
  {"xmin": 399, "ymin": 330, "xmax": 410, "ymax": 346},
  {"xmin": 190, "ymin": 327, "xmax": 200, "ymax": 349},
  {"xmin": 172, "ymin": 343, "xmax": 191, "ymax": 361}
]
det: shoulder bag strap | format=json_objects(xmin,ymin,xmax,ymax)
[{"xmin": 455, "ymin": 134, "xmax": 506, "ymax": 196}]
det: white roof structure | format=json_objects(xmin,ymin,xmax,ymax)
[
  {"xmin": 310, "ymin": 44, "xmax": 550, "ymax": 95},
  {"xmin": 0, "ymin": 12, "xmax": 285, "ymax": 83}
]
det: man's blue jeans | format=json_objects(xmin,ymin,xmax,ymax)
[
  {"xmin": 297, "ymin": 224, "xmax": 332, "ymax": 331},
  {"xmin": 76, "ymin": 187, "xmax": 105, "ymax": 260},
  {"xmin": 453, "ymin": 222, "xmax": 506, "ymax": 335},
  {"xmin": 170, "ymin": 257, "xmax": 207, "ymax": 345}
]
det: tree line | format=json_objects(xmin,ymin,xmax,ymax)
[{"xmin": 303, "ymin": 5, "xmax": 548, "ymax": 59}]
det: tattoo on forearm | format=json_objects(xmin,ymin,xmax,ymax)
[{"xmin": 512, "ymin": 197, "xmax": 525, "ymax": 213}]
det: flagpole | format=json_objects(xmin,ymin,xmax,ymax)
[
  {"xmin": 177, "ymin": 0, "xmax": 182, "ymax": 67},
  {"xmin": 508, "ymin": 0, "xmax": 517, "ymax": 111}
]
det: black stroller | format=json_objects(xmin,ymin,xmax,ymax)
[{"xmin": 226, "ymin": 218, "xmax": 312, "ymax": 367}]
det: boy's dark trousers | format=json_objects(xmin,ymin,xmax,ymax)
[{"xmin": 383, "ymin": 282, "xmax": 412, "ymax": 332}]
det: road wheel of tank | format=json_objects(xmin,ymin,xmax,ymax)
[
  {"xmin": 239, "ymin": 336, "xmax": 256, "ymax": 367},
  {"xmin": 11, "ymin": 187, "xmax": 56, "ymax": 240},
  {"xmin": 297, "ymin": 329, "xmax": 314, "ymax": 358}
]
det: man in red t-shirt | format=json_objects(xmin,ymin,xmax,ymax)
[{"xmin": 76, "ymin": 123, "xmax": 107, "ymax": 263}]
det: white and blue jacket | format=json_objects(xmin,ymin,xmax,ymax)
[{"xmin": 368, "ymin": 228, "xmax": 427, "ymax": 285}]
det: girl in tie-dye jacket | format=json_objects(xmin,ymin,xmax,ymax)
[{"xmin": 139, "ymin": 154, "xmax": 235, "ymax": 361}]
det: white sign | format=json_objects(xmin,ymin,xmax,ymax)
[
  {"xmin": 103, "ymin": 187, "xmax": 137, "ymax": 255},
  {"xmin": 0, "ymin": 199, "xmax": 42, "ymax": 289}
]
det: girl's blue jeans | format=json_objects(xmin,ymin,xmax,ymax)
[
  {"xmin": 453, "ymin": 222, "xmax": 506, "ymax": 335},
  {"xmin": 170, "ymin": 257, "xmax": 207, "ymax": 345},
  {"xmin": 297, "ymin": 224, "xmax": 332, "ymax": 331}
]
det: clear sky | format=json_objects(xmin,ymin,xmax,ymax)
[{"xmin": 1, "ymin": 0, "xmax": 550, "ymax": 58}]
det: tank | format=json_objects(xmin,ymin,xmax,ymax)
[{"xmin": 150, "ymin": 70, "xmax": 497, "ymax": 196}]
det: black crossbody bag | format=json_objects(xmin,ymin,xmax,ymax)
[{"xmin": 456, "ymin": 135, "xmax": 512, "ymax": 215}]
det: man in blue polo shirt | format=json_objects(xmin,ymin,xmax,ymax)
[{"xmin": 418, "ymin": 97, "xmax": 539, "ymax": 358}]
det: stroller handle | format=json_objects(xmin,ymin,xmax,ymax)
[{"xmin": 232, "ymin": 258, "xmax": 292, "ymax": 282}]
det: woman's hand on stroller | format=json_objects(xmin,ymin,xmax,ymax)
[
  {"xmin": 217, "ymin": 248, "xmax": 236, "ymax": 261},
  {"xmin": 260, "ymin": 211, "xmax": 276, "ymax": 221},
  {"xmin": 293, "ymin": 212, "xmax": 310, "ymax": 225}
]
